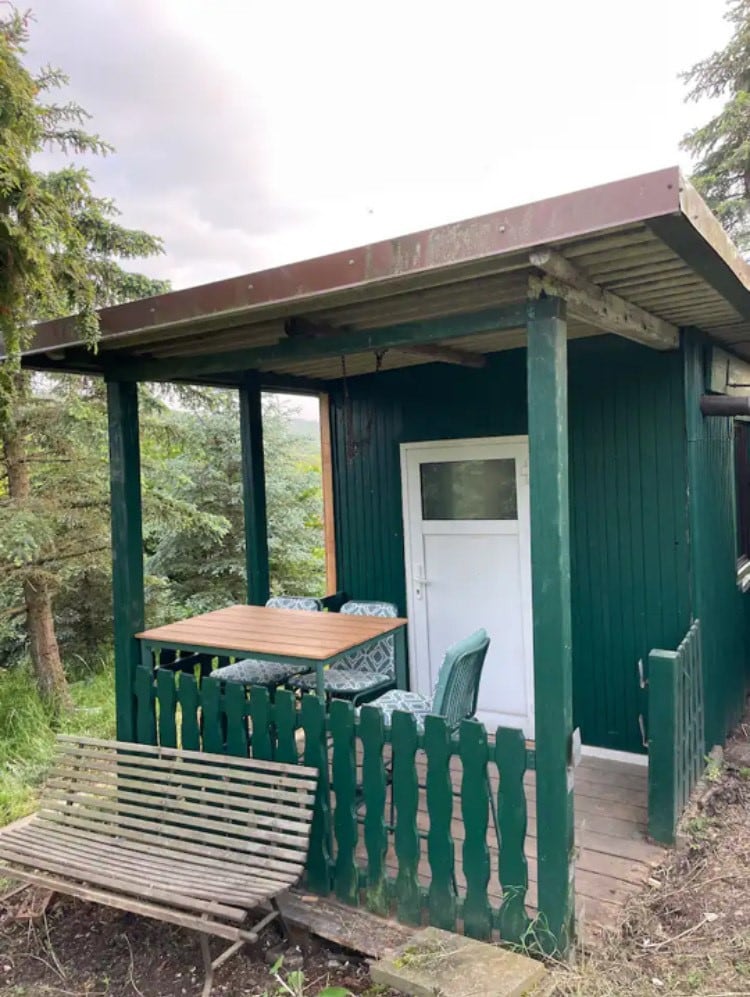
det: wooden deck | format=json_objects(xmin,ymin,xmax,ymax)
[{"xmin": 349, "ymin": 750, "xmax": 665, "ymax": 943}]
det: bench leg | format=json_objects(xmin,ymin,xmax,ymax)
[{"xmin": 199, "ymin": 934, "xmax": 214, "ymax": 997}]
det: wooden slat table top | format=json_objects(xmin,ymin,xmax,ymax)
[{"xmin": 137, "ymin": 604, "xmax": 407, "ymax": 660}]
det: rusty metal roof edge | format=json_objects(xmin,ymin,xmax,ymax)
[{"xmin": 12, "ymin": 166, "xmax": 693, "ymax": 361}]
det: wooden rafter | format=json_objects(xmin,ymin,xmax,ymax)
[
  {"xmin": 284, "ymin": 317, "xmax": 486, "ymax": 369},
  {"xmin": 529, "ymin": 249, "xmax": 679, "ymax": 350}
]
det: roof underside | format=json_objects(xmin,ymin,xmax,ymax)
[{"xmin": 9, "ymin": 166, "xmax": 750, "ymax": 387}]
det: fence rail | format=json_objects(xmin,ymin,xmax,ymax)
[
  {"xmin": 648, "ymin": 618, "xmax": 705, "ymax": 844},
  {"xmin": 134, "ymin": 664, "xmax": 538, "ymax": 946}
]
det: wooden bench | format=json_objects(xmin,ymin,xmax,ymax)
[{"xmin": 0, "ymin": 736, "xmax": 319, "ymax": 996}]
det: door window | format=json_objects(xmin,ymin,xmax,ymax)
[{"xmin": 419, "ymin": 458, "xmax": 517, "ymax": 521}]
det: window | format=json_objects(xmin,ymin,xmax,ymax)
[{"xmin": 419, "ymin": 458, "xmax": 517, "ymax": 520}]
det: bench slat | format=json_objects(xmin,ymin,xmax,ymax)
[
  {"xmin": 0, "ymin": 839, "xmax": 248, "ymax": 921},
  {"xmin": 3, "ymin": 825, "xmax": 266, "ymax": 906},
  {"xmin": 43, "ymin": 784, "xmax": 311, "ymax": 849},
  {"xmin": 56, "ymin": 736, "xmax": 318, "ymax": 783},
  {"xmin": 45, "ymin": 770, "xmax": 314, "ymax": 829},
  {"xmin": 20, "ymin": 821, "xmax": 294, "ymax": 892},
  {"xmin": 0, "ymin": 867, "xmax": 253, "ymax": 943}
]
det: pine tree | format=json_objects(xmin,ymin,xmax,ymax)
[
  {"xmin": 682, "ymin": 0, "xmax": 750, "ymax": 247},
  {"xmin": 0, "ymin": 9, "xmax": 168, "ymax": 707}
]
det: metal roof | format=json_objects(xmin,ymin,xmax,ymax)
[{"xmin": 8, "ymin": 166, "xmax": 750, "ymax": 386}]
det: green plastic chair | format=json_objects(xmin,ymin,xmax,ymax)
[{"xmin": 364, "ymin": 628, "xmax": 490, "ymax": 733}]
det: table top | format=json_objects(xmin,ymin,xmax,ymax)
[{"xmin": 136, "ymin": 604, "xmax": 407, "ymax": 661}]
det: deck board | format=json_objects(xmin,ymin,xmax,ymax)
[{"xmin": 348, "ymin": 754, "xmax": 663, "ymax": 943}]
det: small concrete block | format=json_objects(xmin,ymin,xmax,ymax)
[{"xmin": 370, "ymin": 926, "xmax": 546, "ymax": 997}]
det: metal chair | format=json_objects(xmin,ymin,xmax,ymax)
[
  {"xmin": 208, "ymin": 595, "xmax": 323, "ymax": 690},
  {"xmin": 288, "ymin": 600, "xmax": 398, "ymax": 705},
  {"xmin": 365, "ymin": 628, "xmax": 490, "ymax": 733}
]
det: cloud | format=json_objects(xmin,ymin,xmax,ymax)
[{"xmin": 22, "ymin": 0, "xmax": 732, "ymax": 292}]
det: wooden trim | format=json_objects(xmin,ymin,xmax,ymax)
[{"xmin": 319, "ymin": 393, "xmax": 337, "ymax": 594}]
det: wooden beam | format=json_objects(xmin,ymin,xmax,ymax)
[
  {"xmin": 285, "ymin": 316, "xmax": 486, "ymax": 369},
  {"xmin": 526, "ymin": 296, "xmax": 575, "ymax": 954},
  {"xmin": 239, "ymin": 380, "xmax": 270, "ymax": 605},
  {"xmin": 106, "ymin": 381, "xmax": 144, "ymax": 742},
  {"xmin": 529, "ymin": 249, "xmax": 679, "ymax": 350},
  {"xmin": 319, "ymin": 393, "xmax": 337, "ymax": 594},
  {"xmin": 106, "ymin": 303, "xmax": 528, "ymax": 383},
  {"xmin": 709, "ymin": 345, "xmax": 750, "ymax": 396},
  {"xmin": 394, "ymin": 343, "xmax": 486, "ymax": 368}
]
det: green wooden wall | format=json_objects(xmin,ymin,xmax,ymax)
[
  {"xmin": 684, "ymin": 330, "xmax": 750, "ymax": 749},
  {"xmin": 330, "ymin": 336, "xmax": 691, "ymax": 753}
]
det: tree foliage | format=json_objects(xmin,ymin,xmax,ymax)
[
  {"xmin": 682, "ymin": 0, "xmax": 750, "ymax": 246},
  {"xmin": 0, "ymin": 9, "xmax": 168, "ymax": 420}
]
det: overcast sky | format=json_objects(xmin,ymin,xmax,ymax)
[
  {"xmin": 23, "ymin": 1, "xmax": 731, "ymax": 419},
  {"xmin": 25, "ymin": 0, "xmax": 731, "ymax": 291}
]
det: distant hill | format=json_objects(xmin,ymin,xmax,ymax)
[{"xmin": 290, "ymin": 418, "xmax": 320, "ymax": 441}]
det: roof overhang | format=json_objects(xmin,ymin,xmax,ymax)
[{"xmin": 6, "ymin": 166, "xmax": 750, "ymax": 387}]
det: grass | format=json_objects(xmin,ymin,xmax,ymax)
[{"xmin": 0, "ymin": 661, "xmax": 116, "ymax": 827}]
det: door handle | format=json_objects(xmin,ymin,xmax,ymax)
[{"xmin": 414, "ymin": 564, "xmax": 429, "ymax": 601}]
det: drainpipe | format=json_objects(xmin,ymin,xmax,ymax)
[{"xmin": 700, "ymin": 395, "xmax": 750, "ymax": 417}]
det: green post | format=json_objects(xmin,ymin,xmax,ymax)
[
  {"xmin": 106, "ymin": 380, "xmax": 145, "ymax": 742},
  {"xmin": 239, "ymin": 377, "xmax": 270, "ymax": 605},
  {"xmin": 647, "ymin": 649, "xmax": 678, "ymax": 844},
  {"xmin": 526, "ymin": 296, "xmax": 575, "ymax": 952}
]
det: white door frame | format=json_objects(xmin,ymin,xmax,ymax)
[{"xmin": 399, "ymin": 435, "xmax": 536, "ymax": 735}]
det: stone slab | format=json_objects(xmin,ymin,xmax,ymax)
[{"xmin": 371, "ymin": 926, "xmax": 547, "ymax": 997}]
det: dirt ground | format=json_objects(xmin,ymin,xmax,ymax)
[
  {"xmin": 7, "ymin": 715, "xmax": 750, "ymax": 997},
  {"xmin": 549, "ymin": 709, "xmax": 750, "ymax": 996},
  {"xmin": 0, "ymin": 896, "xmax": 400, "ymax": 996}
]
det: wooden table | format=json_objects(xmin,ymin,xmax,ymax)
[{"xmin": 137, "ymin": 604, "xmax": 408, "ymax": 699}]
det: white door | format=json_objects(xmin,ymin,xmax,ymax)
[{"xmin": 401, "ymin": 437, "xmax": 534, "ymax": 736}]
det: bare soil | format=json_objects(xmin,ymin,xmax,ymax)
[
  {"xmin": 549, "ymin": 709, "xmax": 750, "ymax": 996},
  {"xmin": 0, "ymin": 895, "xmax": 397, "ymax": 996}
]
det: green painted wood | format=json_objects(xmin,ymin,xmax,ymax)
[
  {"xmin": 458, "ymin": 719, "xmax": 492, "ymax": 940},
  {"xmin": 301, "ymin": 694, "xmax": 332, "ymax": 894},
  {"xmin": 683, "ymin": 329, "xmax": 749, "ymax": 750},
  {"xmin": 648, "ymin": 621, "xmax": 706, "ymax": 844},
  {"xmin": 201, "ymin": 678, "xmax": 224, "ymax": 754},
  {"xmin": 177, "ymin": 673, "xmax": 201, "ymax": 751},
  {"xmin": 134, "ymin": 666, "xmax": 156, "ymax": 746},
  {"xmin": 391, "ymin": 710, "xmax": 421, "ymax": 926},
  {"xmin": 111, "ymin": 303, "xmax": 529, "ymax": 382},
  {"xmin": 239, "ymin": 379, "xmax": 270, "ymax": 605},
  {"xmin": 647, "ymin": 649, "xmax": 678, "ymax": 844},
  {"xmin": 494, "ymin": 726, "xmax": 531, "ymax": 944},
  {"xmin": 156, "ymin": 669, "xmax": 178, "ymax": 748},
  {"xmin": 423, "ymin": 714, "xmax": 456, "ymax": 931},
  {"xmin": 359, "ymin": 705, "xmax": 389, "ymax": 915},
  {"xmin": 224, "ymin": 683, "xmax": 249, "ymax": 757},
  {"xmin": 330, "ymin": 336, "xmax": 689, "ymax": 754},
  {"xmin": 274, "ymin": 689, "xmax": 299, "ymax": 765},
  {"xmin": 249, "ymin": 686, "xmax": 273, "ymax": 760},
  {"xmin": 107, "ymin": 381, "xmax": 145, "ymax": 742},
  {"xmin": 330, "ymin": 699, "xmax": 359, "ymax": 905},
  {"xmin": 526, "ymin": 296, "xmax": 575, "ymax": 953}
]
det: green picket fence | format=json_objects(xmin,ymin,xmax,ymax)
[
  {"xmin": 648, "ymin": 619, "xmax": 705, "ymax": 844},
  {"xmin": 133, "ymin": 665, "xmax": 535, "ymax": 944}
]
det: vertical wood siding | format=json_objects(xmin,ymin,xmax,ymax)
[
  {"xmin": 330, "ymin": 337, "xmax": 690, "ymax": 754},
  {"xmin": 684, "ymin": 330, "xmax": 750, "ymax": 748}
]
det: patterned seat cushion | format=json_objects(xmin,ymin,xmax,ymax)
[
  {"xmin": 334, "ymin": 601, "xmax": 398, "ymax": 677},
  {"xmin": 360, "ymin": 689, "xmax": 434, "ymax": 732},
  {"xmin": 210, "ymin": 658, "xmax": 305, "ymax": 686},
  {"xmin": 266, "ymin": 595, "xmax": 323, "ymax": 611},
  {"xmin": 290, "ymin": 669, "xmax": 392, "ymax": 694}
]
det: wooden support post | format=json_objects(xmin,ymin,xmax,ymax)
[
  {"xmin": 526, "ymin": 296, "xmax": 575, "ymax": 952},
  {"xmin": 239, "ymin": 379, "xmax": 270, "ymax": 605},
  {"xmin": 106, "ymin": 380, "xmax": 145, "ymax": 742}
]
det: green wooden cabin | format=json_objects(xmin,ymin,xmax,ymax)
[{"xmin": 10, "ymin": 165, "xmax": 750, "ymax": 947}]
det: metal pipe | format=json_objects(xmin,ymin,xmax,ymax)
[{"xmin": 700, "ymin": 394, "xmax": 750, "ymax": 416}]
